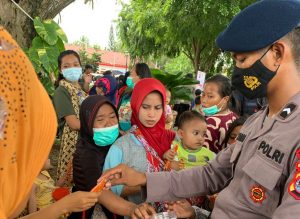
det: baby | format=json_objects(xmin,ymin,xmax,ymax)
[{"xmin": 163, "ymin": 110, "xmax": 215, "ymax": 170}]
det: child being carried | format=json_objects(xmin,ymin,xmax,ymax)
[{"xmin": 163, "ymin": 110, "xmax": 215, "ymax": 209}]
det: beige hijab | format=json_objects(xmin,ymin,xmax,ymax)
[{"xmin": 0, "ymin": 27, "xmax": 57, "ymax": 218}]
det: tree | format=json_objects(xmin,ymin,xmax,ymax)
[
  {"xmin": 152, "ymin": 69, "xmax": 199, "ymax": 104},
  {"xmin": 108, "ymin": 25, "xmax": 117, "ymax": 51},
  {"xmin": 73, "ymin": 36, "xmax": 102, "ymax": 70},
  {"xmin": 117, "ymin": 0, "xmax": 256, "ymax": 74},
  {"xmin": 161, "ymin": 54, "xmax": 194, "ymax": 75},
  {"xmin": 74, "ymin": 36, "xmax": 90, "ymax": 49},
  {"xmin": 0, "ymin": 0, "xmax": 94, "ymax": 48}
]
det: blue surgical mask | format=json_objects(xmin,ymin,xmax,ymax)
[
  {"xmin": 93, "ymin": 124, "xmax": 119, "ymax": 146},
  {"xmin": 62, "ymin": 67, "xmax": 82, "ymax": 82},
  {"xmin": 202, "ymin": 99, "xmax": 224, "ymax": 116},
  {"xmin": 126, "ymin": 77, "xmax": 135, "ymax": 89}
]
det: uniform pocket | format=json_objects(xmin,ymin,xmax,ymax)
[{"xmin": 242, "ymin": 154, "xmax": 283, "ymax": 190}]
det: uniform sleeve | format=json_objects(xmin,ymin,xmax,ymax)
[
  {"xmin": 272, "ymin": 149, "xmax": 300, "ymax": 218},
  {"xmin": 103, "ymin": 145, "xmax": 124, "ymax": 196},
  {"xmin": 52, "ymin": 86, "xmax": 75, "ymax": 119},
  {"xmin": 145, "ymin": 144, "xmax": 234, "ymax": 202}
]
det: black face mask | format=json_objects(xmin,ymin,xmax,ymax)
[{"xmin": 231, "ymin": 48, "xmax": 279, "ymax": 99}]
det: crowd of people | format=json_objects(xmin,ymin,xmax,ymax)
[{"xmin": 2, "ymin": 0, "xmax": 300, "ymax": 218}]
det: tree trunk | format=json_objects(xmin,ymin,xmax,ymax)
[
  {"xmin": 0, "ymin": 0, "xmax": 76, "ymax": 48},
  {"xmin": 193, "ymin": 45, "xmax": 201, "ymax": 74}
]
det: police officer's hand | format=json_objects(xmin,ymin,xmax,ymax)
[
  {"xmin": 130, "ymin": 203, "xmax": 156, "ymax": 219},
  {"xmin": 170, "ymin": 160, "xmax": 185, "ymax": 171},
  {"xmin": 99, "ymin": 164, "xmax": 147, "ymax": 189},
  {"xmin": 165, "ymin": 200, "xmax": 195, "ymax": 219}
]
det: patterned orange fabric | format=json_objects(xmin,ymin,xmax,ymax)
[{"xmin": 0, "ymin": 27, "xmax": 57, "ymax": 218}]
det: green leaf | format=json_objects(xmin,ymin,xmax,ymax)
[
  {"xmin": 40, "ymin": 73, "xmax": 55, "ymax": 96},
  {"xmin": 31, "ymin": 36, "xmax": 60, "ymax": 73},
  {"xmin": 27, "ymin": 47, "xmax": 42, "ymax": 73},
  {"xmin": 34, "ymin": 17, "xmax": 58, "ymax": 45},
  {"xmin": 52, "ymin": 22, "xmax": 68, "ymax": 43},
  {"xmin": 171, "ymin": 86, "xmax": 193, "ymax": 103},
  {"xmin": 56, "ymin": 38, "xmax": 66, "ymax": 52}
]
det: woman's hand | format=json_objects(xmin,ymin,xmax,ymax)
[
  {"xmin": 165, "ymin": 200, "xmax": 195, "ymax": 219},
  {"xmin": 99, "ymin": 164, "xmax": 147, "ymax": 189},
  {"xmin": 130, "ymin": 203, "xmax": 156, "ymax": 219},
  {"xmin": 59, "ymin": 191, "xmax": 99, "ymax": 213}
]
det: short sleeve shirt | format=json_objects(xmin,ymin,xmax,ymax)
[{"xmin": 52, "ymin": 86, "xmax": 76, "ymax": 136}]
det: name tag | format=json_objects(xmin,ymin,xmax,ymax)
[{"xmin": 257, "ymin": 141, "xmax": 284, "ymax": 164}]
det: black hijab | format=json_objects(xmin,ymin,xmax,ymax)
[{"xmin": 73, "ymin": 95, "xmax": 119, "ymax": 191}]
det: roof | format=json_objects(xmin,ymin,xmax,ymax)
[{"xmin": 65, "ymin": 44, "xmax": 130, "ymax": 68}]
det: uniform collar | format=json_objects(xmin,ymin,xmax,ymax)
[
  {"xmin": 250, "ymin": 92, "xmax": 300, "ymax": 140},
  {"xmin": 274, "ymin": 92, "xmax": 300, "ymax": 123}
]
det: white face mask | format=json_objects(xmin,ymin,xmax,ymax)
[{"xmin": 62, "ymin": 67, "xmax": 82, "ymax": 82}]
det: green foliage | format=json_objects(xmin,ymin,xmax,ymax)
[
  {"xmin": 117, "ymin": 0, "xmax": 256, "ymax": 74},
  {"xmin": 75, "ymin": 36, "xmax": 101, "ymax": 72},
  {"xmin": 28, "ymin": 17, "xmax": 68, "ymax": 95},
  {"xmin": 74, "ymin": 36, "xmax": 90, "ymax": 48},
  {"xmin": 34, "ymin": 17, "xmax": 68, "ymax": 45},
  {"xmin": 160, "ymin": 53, "xmax": 194, "ymax": 75},
  {"xmin": 152, "ymin": 69, "xmax": 199, "ymax": 103},
  {"xmin": 108, "ymin": 25, "xmax": 117, "ymax": 51}
]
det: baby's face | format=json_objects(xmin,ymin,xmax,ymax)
[{"xmin": 179, "ymin": 119, "xmax": 207, "ymax": 150}]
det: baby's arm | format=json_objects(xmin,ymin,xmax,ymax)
[
  {"xmin": 28, "ymin": 184, "xmax": 38, "ymax": 213},
  {"xmin": 163, "ymin": 149, "xmax": 176, "ymax": 161}
]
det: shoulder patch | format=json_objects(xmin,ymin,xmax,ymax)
[
  {"xmin": 288, "ymin": 149, "xmax": 300, "ymax": 200},
  {"xmin": 279, "ymin": 103, "xmax": 297, "ymax": 120},
  {"xmin": 250, "ymin": 185, "xmax": 266, "ymax": 204}
]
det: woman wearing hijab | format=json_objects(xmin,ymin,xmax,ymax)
[
  {"xmin": 103, "ymin": 78, "xmax": 175, "ymax": 210},
  {"xmin": 71, "ymin": 95, "xmax": 135, "ymax": 218},
  {"xmin": 117, "ymin": 63, "xmax": 152, "ymax": 132},
  {"xmin": 89, "ymin": 71, "xmax": 118, "ymax": 105},
  {"xmin": 93, "ymin": 76, "xmax": 116, "ymax": 104},
  {"xmin": 0, "ymin": 28, "xmax": 99, "ymax": 219}
]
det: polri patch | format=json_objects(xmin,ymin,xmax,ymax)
[
  {"xmin": 279, "ymin": 103, "xmax": 297, "ymax": 120},
  {"xmin": 250, "ymin": 185, "xmax": 266, "ymax": 204},
  {"xmin": 257, "ymin": 141, "xmax": 284, "ymax": 164}
]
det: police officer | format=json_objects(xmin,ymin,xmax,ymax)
[{"xmin": 100, "ymin": 0, "xmax": 300, "ymax": 218}]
